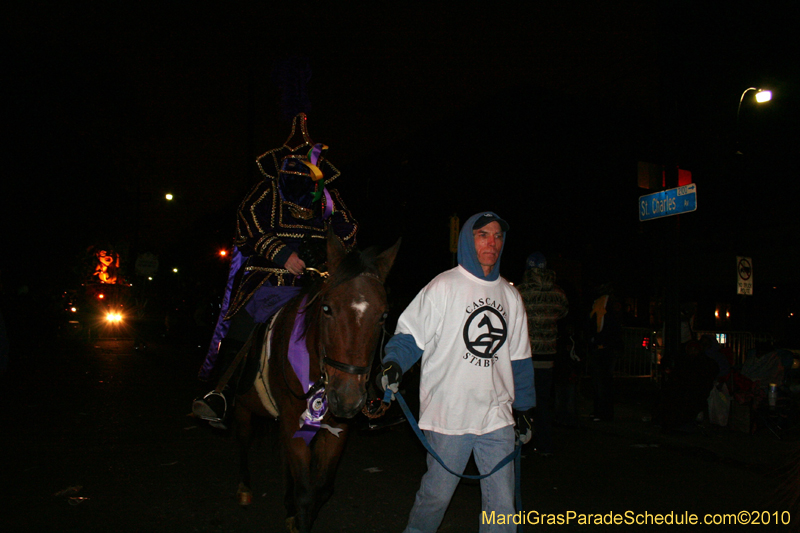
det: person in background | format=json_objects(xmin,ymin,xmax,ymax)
[
  {"xmin": 587, "ymin": 283, "xmax": 623, "ymax": 422},
  {"xmin": 516, "ymin": 252, "xmax": 568, "ymax": 455},
  {"xmin": 655, "ymin": 339, "xmax": 718, "ymax": 431}
]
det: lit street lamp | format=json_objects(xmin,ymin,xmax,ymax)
[
  {"xmin": 735, "ymin": 87, "xmax": 772, "ymax": 154},
  {"xmin": 755, "ymin": 90, "xmax": 772, "ymax": 103},
  {"xmin": 737, "ymin": 87, "xmax": 772, "ymax": 121}
]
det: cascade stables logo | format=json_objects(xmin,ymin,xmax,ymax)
[{"xmin": 462, "ymin": 298, "xmax": 508, "ymax": 367}]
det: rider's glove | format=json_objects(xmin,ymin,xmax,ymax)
[
  {"xmin": 376, "ymin": 361, "xmax": 403, "ymax": 401},
  {"xmin": 514, "ymin": 409, "xmax": 533, "ymax": 445}
]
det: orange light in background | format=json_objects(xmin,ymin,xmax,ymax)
[
  {"xmin": 98, "ymin": 293, "xmax": 105, "ymax": 300},
  {"xmin": 219, "ymin": 249, "xmax": 228, "ymax": 257},
  {"xmin": 93, "ymin": 249, "xmax": 120, "ymax": 284},
  {"xmin": 715, "ymin": 309, "xmax": 719, "ymax": 318}
]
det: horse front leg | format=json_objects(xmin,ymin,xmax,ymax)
[
  {"xmin": 234, "ymin": 401, "xmax": 255, "ymax": 506},
  {"xmin": 308, "ymin": 421, "xmax": 349, "ymax": 524},
  {"xmin": 283, "ymin": 425, "xmax": 348, "ymax": 533},
  {"xmin": 283, "ymin": 465, "xmax": 297, "ymax": 533},
  {"xmin": 283, "ymin": 430, "xmax": 315, "ymax": 533}
]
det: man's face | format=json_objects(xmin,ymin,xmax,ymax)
[{"xmin": 473, "ymin": 221, "xmax": 504, "ymax": 272}]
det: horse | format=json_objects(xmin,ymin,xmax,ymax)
[{"xmin": 232, "ymin": 231, "xmax": 400, "ymax": 533}]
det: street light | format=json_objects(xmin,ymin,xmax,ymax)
[
  {"xmin": 735, "ymin": 87, "xmax": 772, "ymax": 154},
  {"xmin": 737, "ymin": 87, "xmax": 771, "ymax": 122}
]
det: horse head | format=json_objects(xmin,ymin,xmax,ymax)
[{"xmin": 309, "ymin": 232, "xmax": 400, "ymax": 418}]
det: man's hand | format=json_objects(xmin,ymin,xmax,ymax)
[
  {"xmin": 284, "ymin": 252, "xmax": 306, "ymax": 276},
  {"xmin": 514, "ymin": 410, "xmax": 533, "ymax": 445},
  {"xmin": 376, "ymin": 361, "xmax": 403, "ymax": 401}
]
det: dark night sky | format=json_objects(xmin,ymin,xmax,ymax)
[{"xmin": 4, "ymin": 2, "xmax": 799, "ymax": 313}]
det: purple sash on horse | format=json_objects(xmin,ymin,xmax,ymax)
[{"xmin": 288, "ymin": 297, "xmax": 329, "ymax": 446}]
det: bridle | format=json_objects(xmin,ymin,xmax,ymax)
[{"xmin": 283, "ymin": 270, "xmax": 384, "ymax": 401}]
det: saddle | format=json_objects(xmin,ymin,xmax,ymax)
[{"xmin": 250, "ymin": 311, "xmax": 282, "ymax": 418}]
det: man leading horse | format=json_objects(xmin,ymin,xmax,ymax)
[{"xmin": 377, "ymin": 211, "xmax": 535, "ymax": 533}]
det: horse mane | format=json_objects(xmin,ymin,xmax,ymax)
[{"xmin": 297, "ymin": 246, "xmax": 383, "ymax": 338}]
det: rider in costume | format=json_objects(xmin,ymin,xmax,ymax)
[{"xmin": 193, "ymin": 113, "xmax": 358, "ymax": 428}]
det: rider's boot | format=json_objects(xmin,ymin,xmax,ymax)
[{"xmin": 192, "ymin": 338, "xmax": 245, "ymax": 430}]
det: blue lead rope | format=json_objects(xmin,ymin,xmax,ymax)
[{"xmin": 390, "ymin": 390, "xmax": 524, "ymax": 532}]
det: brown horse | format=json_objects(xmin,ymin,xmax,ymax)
[{"xmin": 233, "ymin": 232, "xmax": 400, "ymax": 533}]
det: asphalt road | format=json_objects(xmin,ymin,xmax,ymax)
[{"xmin": 3, "ymin": 334, "xmax": 798, "ymax": 532}]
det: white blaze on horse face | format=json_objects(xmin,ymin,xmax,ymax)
[{"xmin": 351, "ymin": 293, "xmax": 369, "ymax": 325}]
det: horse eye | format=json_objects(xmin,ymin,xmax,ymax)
[{"xmin": 322, "ymin": 304, "xmax": 332, "ymax": 315}]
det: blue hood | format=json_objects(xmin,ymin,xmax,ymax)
[{"xmin": 457, "ymin": 211, "xmax": 508, "ymax": 281}]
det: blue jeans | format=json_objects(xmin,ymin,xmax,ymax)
[{"xmin": 403, "ymin": 426, "xmax": 516, "ymax": 533}]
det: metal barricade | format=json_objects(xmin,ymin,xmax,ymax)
[
  {"xmin": 608, "ymin": 328, "xmax": 775, "ymax": 384},
  {"xmin": 695, "ymin": 330, "xmax": 775, "ymax": 366}
]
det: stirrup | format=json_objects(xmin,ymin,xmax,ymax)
[{"xmin": 194, "ymin": 391, "xmax": 227, "ymax": 422}]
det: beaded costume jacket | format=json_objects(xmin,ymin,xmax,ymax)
[{"xmin": 224, "ymin": 179, "xmax": 358, "ymax": 320}]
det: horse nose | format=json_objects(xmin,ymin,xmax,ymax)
[{"xmin": 328, "ymin": 389, "xmax": 366, "ymax": 419}]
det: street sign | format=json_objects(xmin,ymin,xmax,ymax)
[
  {"xmin": 638, "ymin": 184, "xmax": 697, "ymax": 221},
  {"xmin": 737, "ymin": 256, "xmax": 753, "ymax": 295}
]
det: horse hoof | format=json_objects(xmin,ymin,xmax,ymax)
[
  {"xmin": 285, "ymin": 516, "xmax": 300, "ymax": 533},
  {"xmin": 236, "ymin": 482, "xmax": 252, "ymax": 506}
]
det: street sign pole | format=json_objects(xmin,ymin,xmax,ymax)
[{"xmin": 640, "ymin": 183, "xmax": 697, "ymax": 373}]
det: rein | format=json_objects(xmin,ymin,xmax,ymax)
[
  {"xmin": 322, "ymin": 344, "xmax": 373, "ymax": 375},
  {"xmin": 361, "ymin": 326, "xmax": 392, "ymax": 419}
]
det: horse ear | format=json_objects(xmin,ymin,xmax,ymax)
[
  {"xmin": 375, "ymin": 238, "xmax": 401, "ymax": 283},
  {"xmin": 326, "ymin": 226, "xmax": 347, "ymax": 272}
]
